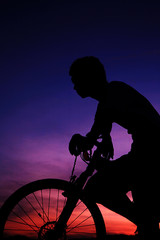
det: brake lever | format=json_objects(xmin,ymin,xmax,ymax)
[{"xmin": 80, "ymin": 150, "xmax": 92, "ymax": 164}]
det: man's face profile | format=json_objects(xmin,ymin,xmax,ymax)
[{"xmin": 72, "ymin": 75, "xmax": 89, "ymax": 98}]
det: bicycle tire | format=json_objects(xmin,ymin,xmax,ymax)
[{"xmin": 0, "ymin": 178, "xmax": 106, "ymax": 239}]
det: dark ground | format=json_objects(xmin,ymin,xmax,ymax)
[{"xmin": 3, "ymin": 235, "xmax": 138, "ymax": 240}]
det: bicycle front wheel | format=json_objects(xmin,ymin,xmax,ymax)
[{"xmin": 0, "ymin": 178, "xmax": 106, "ymax": 239}]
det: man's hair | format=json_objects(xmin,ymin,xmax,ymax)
[{"xmin": 69, "ymin": 56, "xmax": 107, "ymax": 85}]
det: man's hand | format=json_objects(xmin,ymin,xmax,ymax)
[
  {"xmin": 98, "ymin": 136, "xmax": 114, "ymax": 159},
  {"xmin": 69, "ymin": 134, "xmax": 93, "ymax": 156}
]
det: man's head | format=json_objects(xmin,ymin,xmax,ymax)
[{"xmin": 69, "ymin": 56, "xmax": 108, "ymax": 99}]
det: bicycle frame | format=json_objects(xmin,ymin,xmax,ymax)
[
  {"xmin": 0, "ymin": 148, "xmax": 108, "ymax": 240},
  {"xmin": 1, "ymin": 147, "xmax": 159, "ymax": 239},
  {"xmin": 52, "ymin": 156, "xmax": 96, "ymax": 238}
]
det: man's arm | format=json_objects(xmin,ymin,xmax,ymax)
[
  {"xmin": 86, "ymin": 103, "xmax": 114, "ymax": 158},
  {"xmin": 69, "ymin": 103, "xmax": 114, "ymax": 157}
]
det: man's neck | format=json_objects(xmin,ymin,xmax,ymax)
[{"xmin": 90, "ymin": 83, "xmax": 108, "ymax": 101}]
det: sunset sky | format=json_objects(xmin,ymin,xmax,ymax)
[{"xmin": 0, "ymin": 0, "xmax": 160, "ymax": 235}]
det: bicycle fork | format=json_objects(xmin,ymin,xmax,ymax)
[
  {"xmin": 52, "ymin": 195, "xmax": 79, "ymax": 239},
  {"xmin": 53, "ymin": 167, "xmax": 94, "ymax": 239}
]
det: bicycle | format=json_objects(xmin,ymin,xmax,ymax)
[
  {"xmin": 0, "ymin": 143, "xmax": 108, "ymax": 240},
  {"xmin": 0, "ymin": 143, "xmax": 159, "ymax": 239}
]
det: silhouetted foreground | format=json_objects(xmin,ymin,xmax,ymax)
[
  {"xmin": 69, "ymin": 56, "xmax": 160, "ymax": 239},
  {"xmin": 3, "ymin": 234, "xmax": 138, "ymax": 240}
]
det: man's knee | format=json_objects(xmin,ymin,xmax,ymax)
[{"xmin": 83, "ymin": 173, "xmax": 120, "ymax": 203}]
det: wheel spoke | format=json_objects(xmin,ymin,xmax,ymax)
[
  {"xmin": 56, "ymin": 189, "xmax": 59, "ymax": 221},
  {"xmin": 68, "ymin": 223, "xmax": 95, "ymax": 229},
  {"xmin": 8, "ymin": 219, "xmax": 37, "ymax": 228},
  {"xmin": 33, "ymin": 192, "xmax": 49, "ymax": 222},
  {"xmin": 12, "ymin": 211, "xmax": 39, "ymax": 233},
  {"xmin": 67, "ymin": 215, "xmax": 92, "ymax": 233},
  {"xmin": 0, "ymin": 180, "xmax": 104, "ymax": 239},
  {"xmin": 75, "ymin": 200, "xmax": 82, "ymax": 208},
  {"xmin": 5, "ymin": 228, "xmax": 38, "ymax": 232},
  {"xmin": 48, "ymin": 188, "xmax": 51, "ymax": 219},
  {"xmin": 67, "ymin": 207, "xmax": 88, "ymax": 227},
  {"xmin": 25, "ymin": 196, "xmax": 46, "ymax": 224},
  {"xmin": 17, "ymin": 203, "xmax": 39, "ymax": 229}
]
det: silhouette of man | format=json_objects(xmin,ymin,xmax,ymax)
[{"xmin": 69, "ymin": 56, "xmax": 160, "ymax": 239}]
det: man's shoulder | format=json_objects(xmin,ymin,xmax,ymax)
[
  {"xmin": 109, "ymin": 81, "xmax": 131, "ymax": 89},
  {"xmin": 108, "ymin": 81, "xmax": 138, "ymax": 96},
  {"xmin": 107, "ymin": 81, "xmax": 146, "ymax": 108}
]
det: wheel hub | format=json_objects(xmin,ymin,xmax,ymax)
[{"xmin": 38, "ymin": 221, "xmax": 67, "ymax": 240}]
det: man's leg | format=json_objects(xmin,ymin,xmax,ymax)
[
  {"xmin": 132, "ymin": 184, "xmax": 159, "ymax": 240},
  {"xmin": 83, "ymin": 156, "xmax": 137, "ymax": 224}
]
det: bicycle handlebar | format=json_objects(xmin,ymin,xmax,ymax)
[
  {"xmin": 80, "ymin": 140, "xmax": 104, "ymax": 163},
  {"xmin": 70, "ymin": 141, "xmax": 109, "ymax": 184}
]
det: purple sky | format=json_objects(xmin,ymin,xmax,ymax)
[{"xmin": 0, "ymin": 1, "xmax": 160, "ymax": 234}]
